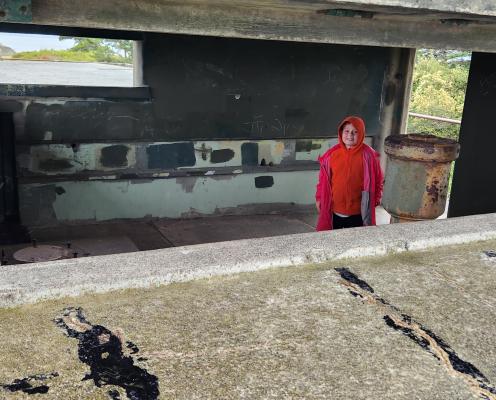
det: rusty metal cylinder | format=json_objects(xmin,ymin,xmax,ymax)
[{"xmin": 382, "ymin": 134, "xmax": 460, "ymax": 223}]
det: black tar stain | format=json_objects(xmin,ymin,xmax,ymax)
[
  {"xmin": 55, "ymin": 307, "xmax": 159, "ymax": 400},
  {"xmin": 108, "ymin": 389, "xmax": 122, "ymax": 399},
  {"xmin": 384, "ymin": 315, "xmax": 431, "ymax": 351},
  {"xmin": 335, "ymin": 267, "xmax": 374, "ymax": 293},
  {"xmin": 484, "ymin": 250, "xmax": 496, "ymax": 258},
  {"xmin": 338, "ymin": 268, "xmax": 496, "ymax": 394},
  {"xmin": 420, "ymin": 325, "xmax": 489, "ymax": 382},
  {"xmin": 126, "ymin": 341, "xmax": 140, "ymax": 355},
  {"xmin": 1, "ymin": 372, "xmax": 58, "ymax": 395}
]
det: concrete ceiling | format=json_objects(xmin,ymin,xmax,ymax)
[{"xmin": 1, "ymin": 0, "xmax": 496, "ymax": 51}]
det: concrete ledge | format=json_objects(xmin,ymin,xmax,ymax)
[
  {"xmin": 0, "ymin": 84, "xmax": 151, "ymax": 99},
  {"xmin": 1, "ymin": 213, "xmax": 496, "ymax": 308}
]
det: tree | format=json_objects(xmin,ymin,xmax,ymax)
[
  {"xmin": 407, "ymin": 51, "xmax": 469, "ymax": 139},
  {"xmin": 59, "ymin": 37, "xmax": 133, "ymax": 63}
]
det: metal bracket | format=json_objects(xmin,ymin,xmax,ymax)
[{"xmin": 0, "ymin": 0, "xmax": 32, "ymax": 23}]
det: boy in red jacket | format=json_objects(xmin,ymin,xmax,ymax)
[{"xmin": 315, "ymin": 116, "xmax": 383, "ymax": 231}]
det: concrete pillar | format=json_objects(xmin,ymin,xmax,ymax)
[
  {"xmin": 133, "ymin": 40, "xmax": 144, "ymax": 87},
  {"xmin": 376, "ymin": 47, "xmax": 416, "ymax": 171},
  {"xmin": 448, "ymin": 52, "xmax": 496, "ymax": 217}
]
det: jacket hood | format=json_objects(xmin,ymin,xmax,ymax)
[{"xmin": 337, "ymin": 116, "xmax": 365, "ymax": 151}]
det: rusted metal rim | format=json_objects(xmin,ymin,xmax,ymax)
[
  {"xmin": 385, "ymin": 134, "xmax": 460, "ymax": 162},
  {"xmin": 13, "ymin": 245, "xmax": 69, "ymax": 263}
]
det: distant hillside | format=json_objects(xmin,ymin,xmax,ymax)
[{"xmin": 0, "ymin": 43, "xmax": 15, "ymax": 57}]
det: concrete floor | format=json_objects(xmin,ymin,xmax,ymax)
[{"xmin": 1, "ymin": 207, "xmax": 397, "ymax": 266}]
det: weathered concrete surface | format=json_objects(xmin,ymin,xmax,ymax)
[
  {"xmin": 18, "ymin": 171, "xmax": 318, "ymax": 225},
  {"xmin": 18, "ymin": 0, "xmax": 496, "ymax": 52},
  {"xmin": 1, "ymin": 213, "xmax": 495, "ymax": 308},
  {"xmin": 154, "ymin": 214, "xmax": 315, "ymax": 246},
  {"xmin": 0, "ymin": 238, "xmax": 495, "ymax": 399}
]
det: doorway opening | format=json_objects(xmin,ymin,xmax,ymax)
[
  {"xmin": 0, "ymin": 112, "xmax": 28, "ymax": 246},
  {"xmin": 406, "ymin": 48, "xmax": 471, "ymax": 216}
]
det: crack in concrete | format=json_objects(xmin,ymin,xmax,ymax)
[{"xmin": 336, "ymin": 267, "xmax": 496, "ymax": 400}]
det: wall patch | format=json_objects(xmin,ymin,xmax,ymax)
[
  {"xmin": 39, "ymin": 159, "xmax": 72, "ymax": 171},
  {"xmin": 241, "ymin": 143, "xmax": 258, "ymax": 166},
  {"xmin": 101, "ymin": 145, "xmax": 130, "ymax": 168},
  {"xmin": 210, "ymin": 149, "xmax": 235, "ymax": 163},
  {"xmin": 255, "ymin": 176, "xmax": 274, "ymax": 188},
  {"xmin": 147, "ymin": 143, "xmax": 196, "ymax": 169},
  {"xmin": 296, "ymin": 140, "xmax": 322, "ymax": 152}
]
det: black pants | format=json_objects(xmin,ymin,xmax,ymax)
[{"xmin": 332, "ymin": 213, "xmax": 363, "ymax": 229}]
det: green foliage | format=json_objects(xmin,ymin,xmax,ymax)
[
  {"xmin": 60, "ymin": 37, "xmax": 133, "ymax": 64},
  {"xmin": 407, "ymin": 51, "xmax": 469, "ymax": 140},
  {"xmin": 12, "ymin": 37, "xmax": 133, "ymax": 64},
  {"xmin": 12, "ymin": 50, "xmax": 96, "ymax": 62}
]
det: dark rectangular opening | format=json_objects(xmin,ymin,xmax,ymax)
[
  {"xmin": 0, "ymin": 112, "xmax": 29, "ymax": 246},
  {"xmin": 0, "ymin": 112, "xmax": 19, "ymax": 223}
]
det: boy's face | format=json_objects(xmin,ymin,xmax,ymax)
[{"xmin": 342, "ymin": 123, "xmax": 358, "ymax": 149}]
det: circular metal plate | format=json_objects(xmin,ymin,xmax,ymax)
[{"xmin": 14, "ymin": 245, "xmax": 68, "ymax": 262}]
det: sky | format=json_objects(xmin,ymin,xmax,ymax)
[{"xmin": 0, "ymin": 32, "xmax": 74, "ymax": 52}]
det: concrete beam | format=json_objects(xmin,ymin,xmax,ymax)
[
  {"xmin": 1, "ymin": 212, "xmax": 496, "ymax": 307},
  {"xmin": 0, "ymin": 0, "xmax": 494, "ymax": 51},
  {"xmin": 314, "ymin": 0, "xmax": 496, "ymax": 17}
]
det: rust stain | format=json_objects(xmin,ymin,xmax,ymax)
[{"xmin": 426, "ymin": 180, "xmax": 440, "ymax": 204}]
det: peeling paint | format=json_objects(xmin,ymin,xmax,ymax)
[
  {"xmin": 21, "ymin": 139, "xmax": 342, "ymax": 178},
  {"xmin": 19, "ymin": 171, "xmax": 316, "ymax": 224},
  {"xmin": 175, "ymin": 177, "xmax": 198, "ymax": 193},
  {"xmin": 18, "ymin": 184, "xmax": 58, "ymax": 226}
]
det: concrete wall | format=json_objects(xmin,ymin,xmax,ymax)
[
  {"xmin": 0, "ymin": 32, "xmax": 408, "ymax": 226},
  {"xmin": 142, "ymin": 34, "xmax": 389, "ymax": 140}
]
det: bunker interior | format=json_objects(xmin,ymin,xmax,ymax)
[{"xmin": 0, "ymin": 0, "xmax": 495, "ymax": 262}]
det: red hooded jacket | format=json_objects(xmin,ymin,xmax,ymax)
[{"xmin": 315, "ymin": 116, "xmax": 383, "ymax": 231}]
